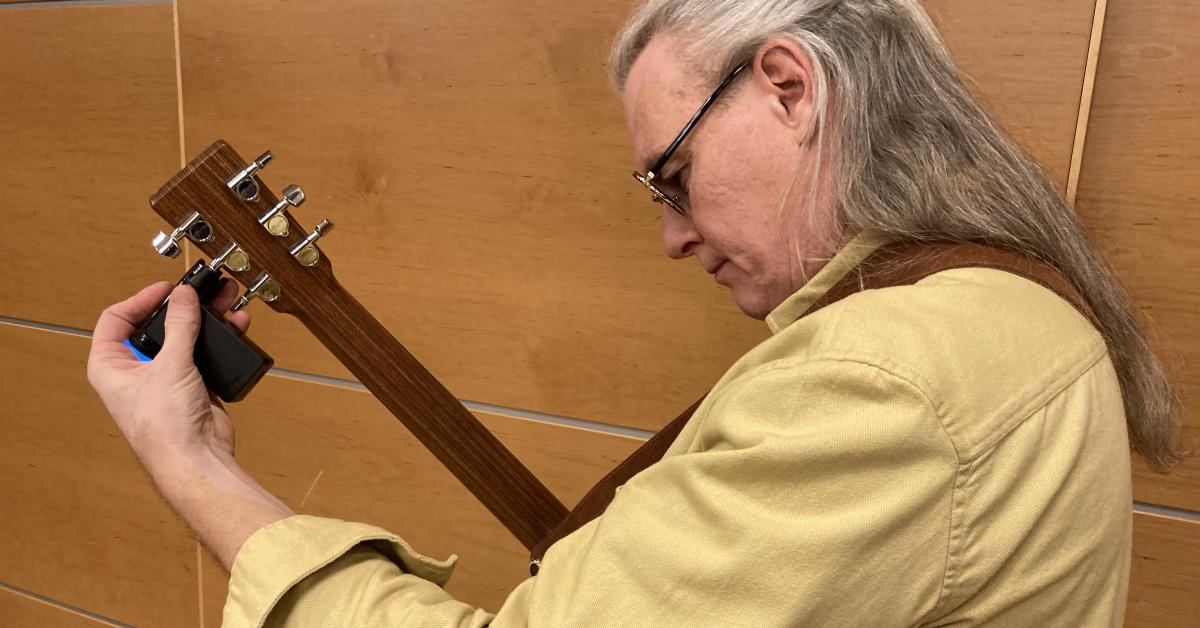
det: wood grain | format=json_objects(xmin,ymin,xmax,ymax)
[
  {"xmin": 1073, "ymin": 0, "xmax": 1200, "ymax": 511},
  {"xmin": 923, "ymin": 0, "xmax": 1097, "ymax": 187},
  {"xmin": 176, "ymin": 0, "xmax": 1095, "ymax": 432},
  {"xmin": 1126, "ymin": 513, "xmax": 1200, "ymax": 626},
  {"xmin": 0, "ymin": 588, "xmax": 111, "ymax": 628},
  {"xmin": 0, "ymin": 324, "xmax": 199, "ymax": 627},
  {"xmin": 0, "ymin": 3, "xmax": 184, "ymax": 330}
]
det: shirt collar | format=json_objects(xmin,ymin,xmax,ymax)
[{"xmin": 765, "ymin": 230, "xmax": 898, "ymax": 334}]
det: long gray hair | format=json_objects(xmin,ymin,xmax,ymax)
[{"xmin": 611, "ymin": 0, "xmax": 1188, "ymax": 471}]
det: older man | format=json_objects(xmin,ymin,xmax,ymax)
[{"xmin": 88, "ymin": 1, "xmax": 1179, "ymax": 626}]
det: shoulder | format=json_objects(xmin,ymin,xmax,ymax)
[{"xmin": 788, "ymin": 267, "xmax": 1109, "ymax": 460}]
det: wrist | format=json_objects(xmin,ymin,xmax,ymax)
[
  {"xmin": 140, "ymin": 440, "xmax": 225, "ymax": 486},
  {"xmin": 147, "ymin": 444, "xmax": 295, "ymax": 570}
]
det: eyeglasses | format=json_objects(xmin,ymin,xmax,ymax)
[{"xmin": 632, "ymin": 61, "xmax": 751, "ymax": 215}]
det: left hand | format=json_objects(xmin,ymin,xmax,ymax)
[{"xmin": 87, "ymin": 280, "xmax": 251, "ymax": 470}]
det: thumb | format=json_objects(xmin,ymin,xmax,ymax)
[{"xmin": 159, "ymin": 284, "xmax": 202, "ymax": 362}]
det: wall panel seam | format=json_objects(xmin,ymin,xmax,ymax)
[
  {"xmin": 0, "ymin": 316, "xmax": 654, "ymax": 440},
  {"xmin": 172, "ymin": 0, "xmax": 193, "ymax": 271},
  {"xmin": 0, "ymin": 0, "xmax": 168, "ymax": 9},
  {"xmin": 1133, "ymin": 502, "xmax": 1200, "ymax": 523},
  {"xmin": 196, "ymin": 542, "xmax": 205, "ymax": 628},
  {"xmin": 1066, "ymin": 0, "xmax": 1111, "ymax": 205},
  {"xmin": 0, "ymin": 581, "xmax": 130, "ymax": 627}
]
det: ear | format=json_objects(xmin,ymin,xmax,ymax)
[{"xmin": 753, "ymin": 37, "xmax": 817, "ymax": 137}]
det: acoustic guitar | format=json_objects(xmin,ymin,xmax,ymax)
[{"xmin": 147, "ymin": 139, "xmax": 576, "ymax": 551}]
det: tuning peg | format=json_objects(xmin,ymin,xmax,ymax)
[
  {"xmin": 282, "ymin": 183, "xmax": 304, "ymax": 206},
  {"xmin": 209, "ymin": 242, "xmax": 251, "ymax": 273},
  {"xmin": 152, "ymin": 232, "xmax": 182, "ymax": 258},
  {"xmin": 257, "ymin": 183, "xmax": 305, "ymax": 237},
  {"xmin": 231, "ymin": 273, "xmax": 281, "ymax": 312},
  {"xmin": 150, "ymin": 211, "xmax": 214, "ymax": 258},
  {"xmin": 290, "ymin": 219, "xmax": 334, "ymax": 267},
  {"xmin": 226, "ymin": 150, "xmax": 273, "ymax": 202}
]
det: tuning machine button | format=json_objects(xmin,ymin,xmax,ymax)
[
  {"xmin": 210, "ymin": 243, "xmax": 251, "ymax": 273},
  {"xmin": 226, "ymin": 150, "xmax": 273, "ymax": 202},
  {"xmin": 151, "ymin": 211, "xmax": 214, "ymax": 258},
  {"xmin": 291, "ymin": 219, "xmax": 334, "ymax": 267},
  {"xmin": 258, "ymin": 184, "xmax": 305, "ymax": 237},
  {"xmin": 152, "ymin": 232, "xmax": 181, "ymax": 258},
  {"xmin": 231, "ymin": 273, "xmax": 281, "ymax": 312}
]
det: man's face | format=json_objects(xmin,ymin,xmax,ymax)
[{"xmin": 622, "ymin": 35, "xmax": 834, "ymax": 319}]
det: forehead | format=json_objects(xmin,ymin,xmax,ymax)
[{"xmin": 622, "ymin": 36, "xmax": 700, "ymax": 170}]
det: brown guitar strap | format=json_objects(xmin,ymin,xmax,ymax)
[{"xmin": 528, "ymin": 241, "xmax": 1099, "ymax": 574}]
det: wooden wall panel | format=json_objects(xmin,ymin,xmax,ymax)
[
  {"xmin": 176, "ymin": 0, "xmax": 1095, "ymax": 431},
  {"xmin": 1074, "ymin": 0, "xmax": 1200, "ymax": 511},
  {"xmin": 0, "ymin": 324, "xmax": 199, "ymax": 627},
  {"xmin": 1126, "ymin": 513, "xmax": 1200, "ymax": 626},
  {"xmin": 0, "ymin": 319, "xmax": 640, "ymax": 624},
  {"xmin": 923, "ymin": 0, "xmax": 1096, "ymax": 187},
  {"xmin": 194, "ymin": 373, "xmax": 641, "ymax": 623},
  {"xmin": 0, "ymin": 3, "xmax": 181, "ymax": 330},
  {"xmin": 0, "ymin": 588, "xmax": 109, "ymax": 628}
]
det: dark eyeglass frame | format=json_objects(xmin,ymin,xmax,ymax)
[{"xmin": 633, "ymin": 60, "xmax": 751, "ymax": 215}]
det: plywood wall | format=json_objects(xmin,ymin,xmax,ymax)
[
  {"xmin": 0, "ymin": 0, "xmax": 1195, "ymax": 626},
  {"xmin": 1074, "ymin": 0, "xmax": 1200, "ymax": 513}
]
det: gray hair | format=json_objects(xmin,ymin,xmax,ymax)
[{"xmin": 611, "ymin": 0, "xmax": 1188, "ymax": 471}]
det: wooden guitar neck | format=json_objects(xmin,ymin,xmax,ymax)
[
  {"xmin": 148, "ymin": 140, "xmax": 567, "ymax": 550},
  {"xmin": 297, "ymin": 278, "xmax": 569, "ymax": 549}
]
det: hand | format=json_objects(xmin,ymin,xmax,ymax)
[
  {"xmin": 87, "ymin": 280, "xmax": 251, "ymax": 470},
  {"xmin": 89, "ymin": 282, "xmax": 293, "ymax": 570}
]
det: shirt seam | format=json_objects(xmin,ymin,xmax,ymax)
[
  {"xmin": 697, "ymin": 353, "xmax": 959, "ymax": 622},
  {"xmin": 919, "ymin": 348, "xmax": 1115, "ymax": 623},
  {"xmin": 779, "ymin": 281, "xmax": 1108, "ymax": 463},
  {"xmin": 706, "ymin": 353, "xmax": 961, "ymax": 462},
  {"xmin": 705, "ymin": 353, "xmax": 979, "ymax": 621}
]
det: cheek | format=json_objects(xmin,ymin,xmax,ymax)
[{"xmin": 694, "ymin": 117, "xmax": 794, "ymax": 216}]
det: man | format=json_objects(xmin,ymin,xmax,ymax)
[{"xmin": 90, "ymin": 1, "xmax": 1178, "ymax": 625}]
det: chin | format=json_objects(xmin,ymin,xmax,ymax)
[{"xmin": 730, "ymin": 286, "xmax": 770, "ymax": 320}]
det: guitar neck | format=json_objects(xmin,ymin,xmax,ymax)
[
  {"xmin": 145, "ymin": 140, "xmax": 567, "ymax": 550},
  {"xmin": 295, "ymin": 278, "xmax": 568, "ymax": 549}
]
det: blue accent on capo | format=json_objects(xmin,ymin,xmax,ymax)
[{"xmin": 123, "ymin": 339, "xmax": 154, "ymax": 362}]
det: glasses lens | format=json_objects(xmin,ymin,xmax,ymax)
[{"xmin": 633, "ymin": 172, "xmax": 687, "ymax": 214}]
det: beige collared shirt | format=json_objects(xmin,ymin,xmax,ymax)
[{"xmin": 224, "ymin": 230, "xmax": 1131, "ymax": 627}]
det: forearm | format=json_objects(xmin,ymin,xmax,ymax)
[{"xmin": 148, "ymin": 447, "xmax": 295, "ymax": 571}]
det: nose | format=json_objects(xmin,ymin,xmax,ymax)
[{"xmin": 661, "ymin": 205, "xmax": 702, "ymax": 259}]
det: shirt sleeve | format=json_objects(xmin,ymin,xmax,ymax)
[
  {"xmin": 224, "ymin": 357, "xmax": 958, "ymax": 627},
  {"xmin": 223, "ymin": 515, "xmax": 498, "ymax": 628}
]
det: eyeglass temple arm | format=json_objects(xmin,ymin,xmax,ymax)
[{"xmin": 648, "ymin": 61, "xmax": 751, "ymax": 176}]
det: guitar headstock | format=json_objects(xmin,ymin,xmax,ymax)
[{"xmin": 148, "ymin": 140, "xmax": 335, "ymax": 315}]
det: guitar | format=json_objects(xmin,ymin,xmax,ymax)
[{"xmin": 147, "ymin": 140, "xmax": 569, "ymax": 550}]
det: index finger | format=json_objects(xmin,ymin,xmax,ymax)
[{"xmin": 91, "ymin": 281, "xmax": 173, "ymax": 345}]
